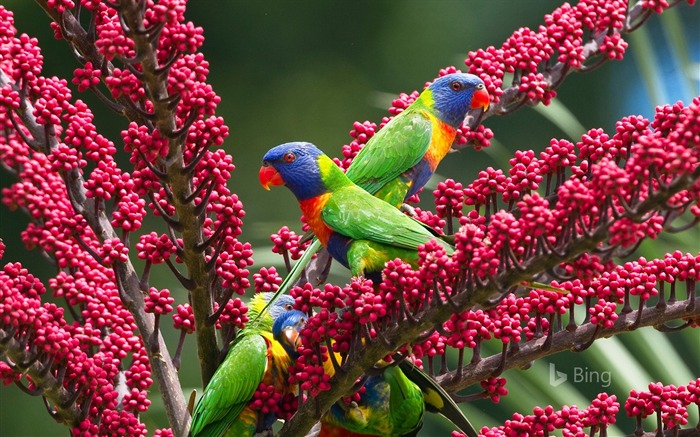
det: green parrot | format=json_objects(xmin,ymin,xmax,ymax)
[
  {"xmin": 189, "ymin": 293, "xmax": 298, "ymax": 437},
  {"xmin": 344, "ymin": 73, "xmax": 488, "ymax": 208},
  {"xmin": 304, "ymin": 339, "xmax": 478, "ymax": 436},
  {"xmin": 259, "ymin": 142, "xmax": 454, "ymax": 279},
  {"xmin": 310, "ymin": 364, "xmax": 425, "ymax": 437},
  {"xmin": 264, "ymin": 72, "xmax": 488, "ymax": 300}
]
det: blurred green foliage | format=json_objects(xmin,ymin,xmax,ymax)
[{"xmin": 0, "ymin": 1, "xmax": 698, "ymax": 436}]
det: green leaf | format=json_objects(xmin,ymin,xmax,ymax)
[
  {"xmin": 532, "ymin": 99, "xmax": 587, "ymax": 140},
  {"xmin": 660, "ymin": 8, "xmax": 698, "ymax": 97},
  {"xmin": 629, "ymin": 27, "xmax": 668, "ymax": 106}
]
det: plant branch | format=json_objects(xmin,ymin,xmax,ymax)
[
  {"xmin": 437, "ymin": 297, "xmax": 699, "ymax": 393},
  {"xmin": 1, "ymin": 63, "xmax": 190, "ymax": 436},
  {"xmin": 0, "ymin": 330, "xmax": 82, "ymax": 425},
  {"xmin": 279, "ymin": 167, "xmax": 700, "ymax": 437}
]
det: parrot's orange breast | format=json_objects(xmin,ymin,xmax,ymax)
[
  {"xmin": 424, "ymin": 111, "xmax": 458, "ymax": 170},
  {"xmin": 299, "ymin": 193, "xmax": 333, "ymax": 246}
]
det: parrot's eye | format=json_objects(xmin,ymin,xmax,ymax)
[
  {"xmin": 476, "ymin": 83, "xmax": 484, "ymax": 90},
  {"xmin": 284, "ymin": 303, "xmax": 294, "ymax": 311},
  {"xmin": 450, "ymin": 81, "xmax": 463, "ymax": 91},
  {"xmin": 283, "ymin": 152, "xmax": 296, "ymax": 163},
  {"xmin": 262, "ymin": 160, "xmax": 270, "ymax": 167}
]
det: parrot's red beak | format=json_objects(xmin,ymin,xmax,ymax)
[
  {"xmin": 259, "ymin": 165, "xmax": 284, "ymax": 190},
  {"xmin": 471, "ymin": 87, "xmax": 490, "ymax": 112}
]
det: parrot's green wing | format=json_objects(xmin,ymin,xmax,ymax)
[
  {"xmin": 345, "ymin": 108, "xmax": 432, "ymax": 197},
  {"xmin": 321, "ymin": 185, "xmax": 453, "ymax": 254},
  {"xmin": 189, "ymin": 334, "xmax": 268, "ymax": 437},
  {"xmin": 398, "ymin": 360, "xmax": 479, "ymax": 437},
  {"xmin": 384, "ymin": 365, "xmax": 425, "ymax": 435}
]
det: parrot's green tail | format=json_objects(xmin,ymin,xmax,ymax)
[
  {"xmin": 398, "ymin": 360, "xmax": 479, "ymax": 437},
  {"xmin": 255, "ymin": 238, "xmax": 323, "ymax": 322}
]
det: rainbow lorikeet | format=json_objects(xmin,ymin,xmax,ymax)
[
  {"xmin": 345, "ymin": 72, "xmax": 488, "ymax": 209},
  {"xmin": 306, "ymin": 342, "xmax": 478, "ymax": 437},
  {"xmin": 309, "ymin": 364, "xmax": 478, "ymax": 437},
  {"xmin": 267, "ymin": 73, "xmax": 488, "ymax": 297},
  {"xmin": 309, "ymin": 364, "xmax": 425, "ymax": 437},
  {"xmin": 259, "ymin": 142, "xmax": 454, "ymax": 279},
  {"xmin": 189, "ymin": 293, "xmax": 299, "ymax": 437}
]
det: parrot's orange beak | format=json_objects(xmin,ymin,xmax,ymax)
[
  {"xmin": 259, "ymin": 165, "xmax": 284, "ymax": 190},
  {"xmin": 283, "ymin": 326, "xmax": 301, "ymax": 351},
  {"xmin": 471, "ymin": 87, "xmax": 490, "ymax": 112}
]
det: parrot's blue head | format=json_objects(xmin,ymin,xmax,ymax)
[
  {"xmin": 427, "ymin": 73, "xmax": 489, "ymax": 128},
  {"xmin": 248, "ymin": 292, "xmax": 296, "ymax": 324},
  {"xmin": 259, "ymin": 142, "xmax": 331, "ymax": 201},
  {"xmin": 272, "ymin": 309, "xmax": 307, "ymax": 359},
  {"xmin": 266, "ymin": 293, "xmax": 297, "ymax": 320}
]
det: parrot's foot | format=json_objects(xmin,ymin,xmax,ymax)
[{"xmin": 400, "ymin": 203, "xmax": 417, "ymax": 217}]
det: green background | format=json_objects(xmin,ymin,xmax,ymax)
[{"xmin": 1, "ymin": 1, "xmax": 698, "ymax": 436}]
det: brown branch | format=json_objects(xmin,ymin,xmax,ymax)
[
  {"xmin": 0, "ymin": 330, "xmax": 82, "ymax": 425},
  {"xmin": 113, "ymin": 0, "xmax": 220, "ymax": 389},
  {"xmin": 436, "ymin": 298, "xmax": 700, "ymax": 393},
  {"xmin": 278, "ymin": 145, "xmax": 700, "ymax": 437},
  {"xmin": 1, "ymin": 61, "xmax": 190, "ymax": 437}
]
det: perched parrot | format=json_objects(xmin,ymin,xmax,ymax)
[
  {"xmin": 259, "ymin": 142, "xmax": 454, "ymax": 279},
  {"xmin": 265, "ymin": 72, "xmax": 489, "ymax": 301},
  {"xmin": 311, "ymin": 364, "xmax": 425, "ymax": 437},
  {"xmin": 272, "ymin": 309, "xmax": 307, "ymax": 359},
  {"xmin": 189, "ymin": 293, "xmax": 298, "ymax": 437},
  {"xmin": 307, "ymin": 351, "xmax": 478, "ymax": 437},
  {"xmin": 345, "ymin": 72, "xmax": 488, "ymax": 208}
]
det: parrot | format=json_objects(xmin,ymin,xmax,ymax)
[
  {"xmin": 310, "ymin": 364, "xmax": 425, "ymax": 437},
  {"xmin": 189, "ymin": 293, "xmax": 299, "ymax": 437},
  {"xmin": 345, "ymin": 72, "xmax": 488, "ymax": 209},
  {"xmin": 259, "ymin": 142, "xmax": 454, "ymax": 279},
  {"xmin": 264, "ymin": 72, "xmax": 489, "ymax": 303},
  {"xmin": 272, "ymin": 308, "xmax": 307, "ymax": 359},
  {"xmin": 306, "ymin": 341, "xmax": 478, "ymax": 437}
]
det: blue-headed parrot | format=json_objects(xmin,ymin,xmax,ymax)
[
  {"xmin": 263, "ymin": 73, "xmax": 488, "ymax": 299},
  {"xmin": 344, "ymin": 72, "xmax": 488, "ymax": 208},
  {"xmin": 307, "ymin": 351, "xmax": 478, "ymax": 436},
  {"xmin": 259, "ymin": 142, "xmax": 454, "ymax": 280},
  {"xmin": 189, "ymin": 293, "xmax": 298, "ymax": 437}
]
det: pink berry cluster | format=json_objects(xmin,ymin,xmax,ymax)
[
  {"xmin": 625, "ymin": 380, "xmax": 700, "ymax": 431},
  {"xmin": 475, "ymin": 393, "xmax": 619, "ymax": 437},
  {"xmin": 427, "ymin": 101, "xmax": 700, "ymax": 264},
  {"xmin": 461, "ymin": 378, "xmax": 700, "ymax": 437},
  {"xmin": 466, "ymin": 0, "xmax": 641, "ymax": 110},
  {"xmin": 249, "ymin": 382, "xmax": 285, "ymax": 415},
  {"xmin": 270, "ymin": 226, "xmax": 311, "ymax": 272},
  {"xmin": 0, "ymin": 0, "xmax": 247, "ymax": 434},
  {"xmin": 282, "ymin": 93, "xmax": 700, "ymax": 403},
  {"xmin": 0, "ymin": 258, "xmax": 149, "ymax": 436}
]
